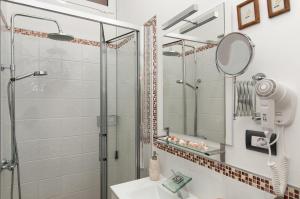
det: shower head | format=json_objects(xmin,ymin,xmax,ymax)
[
  {"xmin": 47, "ymin": 32, "xmax": 74, "ymax": 41},
  {"xmin": 33, "ymin": 71, "xmax": 48, "ymax": 76},
  {"xmin": 11, "ymin": 14, "xmax": 74, "ymax": 42},
  {"xmin": 163, "ymin": 51, "xmax": 181, "ymax": 57},
  {"xmin": 12, "ymin": 71, "xmax": 48, "ymax": 81}
]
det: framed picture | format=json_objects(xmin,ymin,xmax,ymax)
[
  {"xmin": 267, "ymin": 0, "xmax": 290, "ymax": 18},
  {"xmin": 237, "ymin": 0, "xmax": 260, "ymax": 30}
]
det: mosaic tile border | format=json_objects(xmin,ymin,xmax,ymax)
[
  {"xmin": 143, "ymin": 16, "xmax": 158, "ymax": 143},
  {"xmin": 163, "ymin": 40, "xmax": 217, "ymax": 57},
  {"xmin": 154, "ymin": 141, "xmax": 300, "ymax": 199},
  {"xmin": 10, "ymin": 27, "xmax": 134, "ymax": 49}
]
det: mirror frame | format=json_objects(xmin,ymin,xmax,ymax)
[{"xmin": 215, "ymin": 32, "xmax": 255, "ymax": 77}]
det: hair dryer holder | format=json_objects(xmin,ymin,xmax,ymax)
[{"xmin": 233, "ymin": 73, "xmax": 266, "ymax": 121}]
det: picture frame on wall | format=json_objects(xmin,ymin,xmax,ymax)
[
  {"xmin": 237, "ymin": 0, "xmax": 260, "ymax": 30},
  {"xmin": 267, "ymin": 0, "xmax": 290, "ymax": 18}
]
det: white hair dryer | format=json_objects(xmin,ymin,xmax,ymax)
[
  {"xmin": 255, "ymin": 79, "xmax": 297, "ymax": 197},
  {"xmin": 256, "ymin": 79, "xmax": 297, "ymax": 130}
]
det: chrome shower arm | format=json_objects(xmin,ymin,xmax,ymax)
[
  {"xmin": 11, "ymin": 13, "xmax": 63, "ymax": 33},
  {"xmin": 10, "ymin": 73, "xmax": 33, "ymax": 81},
  {"xmin": 10, "ymin": 13, "xmax": 63, "ymax": 72}
]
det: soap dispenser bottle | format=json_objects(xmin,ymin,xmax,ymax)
[{"xmin": 149, "ymin": 151, "xmax": 160, "ymax": 181}]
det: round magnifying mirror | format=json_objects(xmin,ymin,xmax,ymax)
[{"xmin": 215, "ymin": 32, "xmax": 254, "ymax": 77}]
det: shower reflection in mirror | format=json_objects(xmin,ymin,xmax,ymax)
[{"xmin": 162, "ymin": 3, "xmax": 227, "ymax": 145}]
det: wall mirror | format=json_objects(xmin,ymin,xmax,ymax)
[
  {"xmin": 160, "ymin": 3, "xmax": 229, "ymax": 158},
  {"xmin": 216, "ymin": 32, "xmax": 254, "ymax": 77}
]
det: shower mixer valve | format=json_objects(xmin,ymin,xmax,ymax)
[{"xmin": 1, "ymin": 159, "xmax": 17, "ymax": 171}]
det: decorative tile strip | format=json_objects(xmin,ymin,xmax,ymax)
[
  {"xmin": 163, "ymin": 41, "xmax": 217, "ymax": 57},
  {"xmin": 186, "ymin": 43, "xmax": 217, "ymax": 56},
  {"xmin": 11, "ymin": 27, "xmax": 134, "ymax": 49},
  {"xmin": 154, "ymin": 141, "xmax": 300, "ymax": 199},
  {"xmin": 143, "ymin": 16, "xmax": 158, "ymax": 143}
]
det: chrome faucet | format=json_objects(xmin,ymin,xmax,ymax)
[{"xmin": 170, "ymin": 170, "xmax": 191, "ymax": 199}]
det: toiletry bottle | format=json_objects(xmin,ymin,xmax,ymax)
[{"xmin": 149, "ymin": 151, "xmax": 160, "ymax": 181}]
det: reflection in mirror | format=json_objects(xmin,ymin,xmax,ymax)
[
  {"xmin": 162, "ymin": 3, "xmax": 226, "ymax": 146},
  {"xmin": 163, "ymin": 38, "xmax": 226, "ymax": 144},
  {"xmin": 216, "ymin": 32, "xmax": 254, "ymax": 76}
]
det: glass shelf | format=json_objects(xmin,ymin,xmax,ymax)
[{"xmin": 156, "ymin": 137, "xmax": 223, "ymax": 156}]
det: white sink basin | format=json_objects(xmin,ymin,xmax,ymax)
[{"xmin": 111, "ymin": 177, "xmax": 198, "ymax": 199}]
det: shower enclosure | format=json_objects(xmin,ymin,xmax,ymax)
[{"xmin": 0, "ymin": 1, "xmax": 142, "ymax": 199}]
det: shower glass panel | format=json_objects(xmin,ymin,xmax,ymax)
[
  {"xmin": 104, "ymin": 25, "xmax": 138, "ymax": 198},
  {"xmin": 1, "ymin": 9, "xmax": 102, "ymax": 199},
  {"xmin": 0, "ymin": 2, "xmax": 141, "ymax": 199}
]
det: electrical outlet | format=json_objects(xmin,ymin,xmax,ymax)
[{"xmin": 245, "ymin": 130, "xmax": 277, "ymax": 155}]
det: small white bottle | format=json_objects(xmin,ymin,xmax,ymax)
[{"xmin": 149, "ymin": 151, "xmax": 160, "ymax": 181}]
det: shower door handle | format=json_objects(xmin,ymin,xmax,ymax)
[{"xmin": 99, "ymin": 133, "xmax": 107, "ymax": 162}]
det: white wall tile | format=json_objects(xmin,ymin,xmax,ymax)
[
  {"xmin": 39, "ymin": 39, "xmax": 63, "ymax": 60},
  {"xmin": 20, "ymin": 161, "xmax": 40, "ymax": 183},
  {"xmin": 82, "ymin": 134, "xmax": 99, "ymax": 153},
  {"xmin": 38, "ymin": 177, "xmax": 62, "ymax": 199},
  {"xmin": 15, "ymin": 35, "xmax": 39, "ymax": 58},
  {"xmin": 81, "ymin": 152, "xmax": 99, "ymax": 172},
  {"xmin": 39, "ymin": 58, "xmax": 63, "ymax": 79},
  {"xmin": 81, "ymin": 171, "xmax": 100, "ymax": 190},
  {"xmin": 62, "ymin": 60, "xmax": 82, "ymax": 80},
  {"xmin": 59, "ymin": 42, "xmax": 82, "ymax": 61},
  {"xmin": 18, "ymin": 140, "xmax": 40, "ymax": 162},
  {"xmin": 62, "ymin": 174, "xmax": 83, "ymax": 195},
  {"xmin": 38, "ymin": 138, "xmax": 61, "ymax": 159},
  {"xmin": 37, "ymin": 158, "xmax": 61, "ymax": 180},
  {"xmin": 61, "ymin": 118, "xmax": 83, "ymax": 137},
  {"xmin": 82, "ymin": 99, "xmax": 100, "ymax": 117},
  {"xmin": 61, "ymin": 155, "xmax": 83, "ymax": 176},
  {"xmin": 82, "ymin": 62, "xmax": 100, "ymax": 81},
  {"xmin": 82, "ymin": 46, "xmax": 100, "ymax": 64},
  {"xmin": 83, "ymin": 117, "xmax": 99, "ymax": 133},
  {"xmin": 61, "ymin": 136, "xmax": 83, "ymax": 156}
]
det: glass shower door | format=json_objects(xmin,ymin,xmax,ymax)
[
  {"xmin": 100, "ymin": 25, "xmax": 139, "ymax": 199},
  {"xmin": 0, "ymin": 5, "xmax": 102, "ymax": 199}
]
